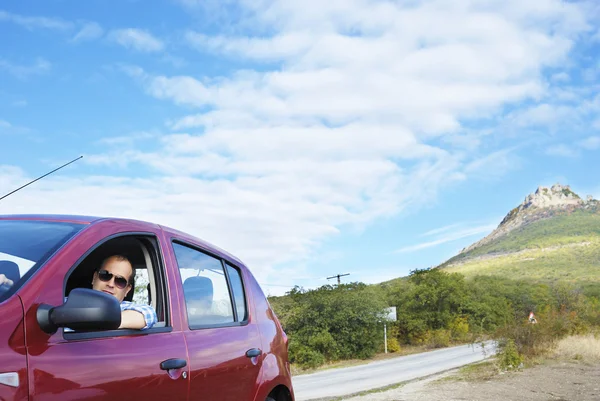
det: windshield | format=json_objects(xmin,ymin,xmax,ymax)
[{"xmin": 0, "ymin": 220, "xmax": 85, "ymax": 302}]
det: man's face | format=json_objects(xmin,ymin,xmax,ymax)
[{"xmin": 92, "ymin": 257, "xmax": 133, "ymax": 303}]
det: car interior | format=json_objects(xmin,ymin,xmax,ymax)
[{"xmin": 65, "ymin": 235, "xmax": 167, "ymax": 328}]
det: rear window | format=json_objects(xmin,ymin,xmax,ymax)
[{"xmin": 0, "ymin": 220, "xmax": 84, "ymax": 302}]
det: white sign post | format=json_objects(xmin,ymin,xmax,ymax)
[{"xmin": 382, "ymin": 307, "xmax": 397, "ymax": 354}]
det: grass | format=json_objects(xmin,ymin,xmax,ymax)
[
  {"xmin": 553, "ymin": 334, "xmax": 600, "ymax": 361},
  {"xmin": 440, "ymin": 209, "xmax": 600, "ymax": 297},
  {"xmin": 435, "ymin": 360, "xmax": 498, "ymax": 383},
  {"xmin": 446, "ymin": 209, "xmax": 600, "ymax": 263},
  {"xmin": 444, "ymin": 237, "xmax": 600, "ymax": 297}
]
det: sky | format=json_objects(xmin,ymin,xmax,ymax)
[{"xmin": 1, "ymin": 0, "xmax": 600, "ymax": 296}]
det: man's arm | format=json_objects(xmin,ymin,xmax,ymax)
[{"xmin": 119, "ymin": 302, "xmax": 158, "ymax": 330}]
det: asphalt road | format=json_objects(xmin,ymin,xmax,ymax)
[{"xmin": 292, "ymin": 341, "xmax": 497, "ymax": 401}]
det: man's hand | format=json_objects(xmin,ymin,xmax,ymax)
[{"xmin": 0, "ymin": 274, "xmax": 14, "ymax": 288}]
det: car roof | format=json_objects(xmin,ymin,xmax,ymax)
[
  {"xmin": 0, "ymin": 214, "xmax": 101, "ymax": 224},
  {"xmin": 0, "ymin": 214, "xmax": 246, "ymax": 267}
]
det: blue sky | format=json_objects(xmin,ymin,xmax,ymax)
[{"xmin": 1, "ymin": 0, "xmax": 600, "ymax": 295}]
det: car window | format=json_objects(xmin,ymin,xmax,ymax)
[
  {"xmin": 172, "ymin": 242, "xmax": 235, "ymax": 328},
  {"xmin": 63, "ymin": 234, "xmax": 169, "ymax": 337},
  {"xmin": 225, "ymin": 262, "xmax": 247, "ymax": 321},
  {"xmin": 0, "ymin": 220, "xmax": 84, "ymax": 302}
]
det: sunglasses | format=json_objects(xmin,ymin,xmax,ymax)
[{"xmin": 97, "ymin": 269, "xmax": 131, "ymax": 289}]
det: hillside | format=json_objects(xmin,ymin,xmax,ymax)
[{"xmin": 439, "ymin": 184, "xmax": 600, "ymax": 296}]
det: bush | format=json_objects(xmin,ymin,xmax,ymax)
[
  {"xmin": 407, "ymin": 329, "xmax": 430, "ymax": 345},
  {"xmin": 289, "ymin": 343, "xmax": 325, "ymax": 369},
  {"xmin": 450, "ymin": 316, "xmax": 470, "ymax": 341},
  {"xmin": 498, "ymin": 339, "xmax": 522, "ymax": 370},
  {"xmin": 387, "ymin": 337, "xmax": 401, "ymax": 353},
  {"xmin": 429, "ymin": 329, "xmax": 451, "ymax": 348},
  {"xmin": 282, "ymin": 283, "xmax": 388, "ymax": 363},
  {"xmin": 307, "ymin": 329, "xmax": 338, "ymax": 360}
]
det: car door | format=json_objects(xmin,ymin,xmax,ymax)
[
  {"xmin": 0, "ymin": 295, "xmax": 28, "ymax": 401},
  {"xmin": 167, "ymin": 238, "xmax": 263, "ymax": 401},
  {"xmin": 21, "ymin": 222, "xmax": 190, "ymax": 401}
]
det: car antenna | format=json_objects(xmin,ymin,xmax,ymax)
[{"xmin": 0, "ymin": 155, "xmax": 83, "ymax": 202}]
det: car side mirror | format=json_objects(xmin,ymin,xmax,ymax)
[{"xmin": 37, "ymin": 288, "xmax": 122, "ymax": 334}]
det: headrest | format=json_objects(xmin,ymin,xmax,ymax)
[
  {"xmin": 183, "ymin": 276, "xmax": 213, "ymax": 301},
  {"xmin": 0, "ymin": 261, "xmax": 20, "ymax": 284}
]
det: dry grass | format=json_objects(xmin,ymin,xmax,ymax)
[{"xmin": 553, "ymin": 334, "xmax": 600, "ymax": 361}]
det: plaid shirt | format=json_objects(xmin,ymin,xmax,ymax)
[{"xmin": 121, "ymin": 301, "xmax": 157, "ymax": 330}]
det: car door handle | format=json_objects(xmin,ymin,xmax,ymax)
[
  {"xmin": 160, "ymin": 358, "xmax": 187, "ymax": 370},
  {"xmin": 246, "ymin": 348, "xmax": 262, "ymax": 358}
]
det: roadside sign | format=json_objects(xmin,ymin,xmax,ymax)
[{"xmin": 384, "ymin": 307, "xmax": 397, "ymax": 322}]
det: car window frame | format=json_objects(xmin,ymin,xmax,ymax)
[
  {"xmin": 224, "ymin": 260, "xmax": 249, "ymax": 323},
  {"xmin": 62, "ymin": 232, "xmax": 173, "ymax": 341},
  {"xmin": 170, "ymin": 238, "xmax": 250, "ymax": 330}
]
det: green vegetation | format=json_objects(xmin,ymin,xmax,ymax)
[
  {"xmin": 498, "ymin": 339, "xmax": 522, "ymax": 370},
  {"xmin": 270, "ymin": 269, "xmax": 600, "ymax": 370},
  {"xmin": 444, "ymin": 360, "xmax": 497, "ymax": 382},
  {"xmin": 448, "ymin": 209, "xmax": 600, "ymax": 263},
  {"xmin": 269, "ymin": 203, "xmax": 600, "ymax": 370},
  {"xmin": 269, "ymin": 283, "xmax": 387, "ymax": 369},
  {"xmin": 445, "ymin": 240, "xmax": 600, "ymax": 297},
  {"xmin": 562, "ymin": 187, "xmax": 580, "ymax": 198},
  {"xmin": 442, "ymin": 209, "xmax": 600, "ymax": 297}
]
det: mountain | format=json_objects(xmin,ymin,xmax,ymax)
[{"xmin": 439, "ymin": 184, "xmax": 600, "ymax": 296}]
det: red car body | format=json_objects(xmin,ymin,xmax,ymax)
[{"xmin": 0, "ymin": 215, "xmax": 294, "ymax": 401}]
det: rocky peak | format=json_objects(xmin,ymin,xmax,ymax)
[
  {"xmin": 458, "ymin": 184, "xmax": 597, "ymax": 256},
  {"xmin": 501, "ymin": 184, "xmax": 584, "ymax": 225},
  {"xmin": 526, "ymin": 184, "xmax": 581, "ymax": 208}
]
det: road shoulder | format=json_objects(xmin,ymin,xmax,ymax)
[{"xmin": 342, "ymin": 359, "xmax": 600, "ymax": 401}]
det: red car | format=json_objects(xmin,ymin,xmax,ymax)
[{"xmin": 0, "ymin": 214, "xmax": 294, "ymax": 401}]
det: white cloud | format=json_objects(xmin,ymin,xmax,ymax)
[
  {"xmin": 108, "ymin": 29, "xmax": 164, "ymax": 52},
  {"xmin": 71, "ymin": 22, "xmax": 103, "ymax": 43},
  {"xmin": 96, "ymin": 132, "xmax": 158, "ymax": 146},
  {"xmin": 394, "ymin": 223, "xmax": 497, "ymax": 253},
  {"xmin": 508, "ymin": 103, "xmax": 581, "ymax": 128},
  {"xmin": 0, "ymin": 58, "xmax": 51, "ymax": 79},
  {"xmin": 420, "ymin": 223, "xmax": 464, "ymax": 238},
  {"xmin": 185, "ymin": 31, "xmax": 314, "ymax": 61},
  {"xmin": 0, "ymin": 119, "xmax": 30, "ymax": 135},
  {"xmin": 551, "ymin": 72, "xmax": 570, "ymax": 82},
  {"xmin": 579, "ymin": 136, "xmax": 600, "ymax": 150},
  {"xmin": 464, "ymin": 148, "xmax": 521, "ymax": 179},
  {"xmin": 0, "ymin": 10, "xmax": 72, "ymax": 31},
  {"xmin": 147, "ymin": 76, "xmax": 211, "ymax": 107},
  {"xmin": 546, "ymin": 144, "xmax": 579, "ymax": 158}
]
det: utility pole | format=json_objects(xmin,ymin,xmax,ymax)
[{"xmin": 327, "ymin": 273, "xmax": 350, "ymax": 285}]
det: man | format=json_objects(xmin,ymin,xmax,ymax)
[{"xmin": 92, "ymin": 255, "xmax": 157, "ymax": 330}]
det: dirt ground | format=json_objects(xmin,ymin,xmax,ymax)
[{"xmin": 342, "ymin": 360, "xmax": 600, "ymax": 401}]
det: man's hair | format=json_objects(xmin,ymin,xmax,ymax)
[{"xmin": 97, "ymin": 254, "xmax": 135, "ymax": 286}]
